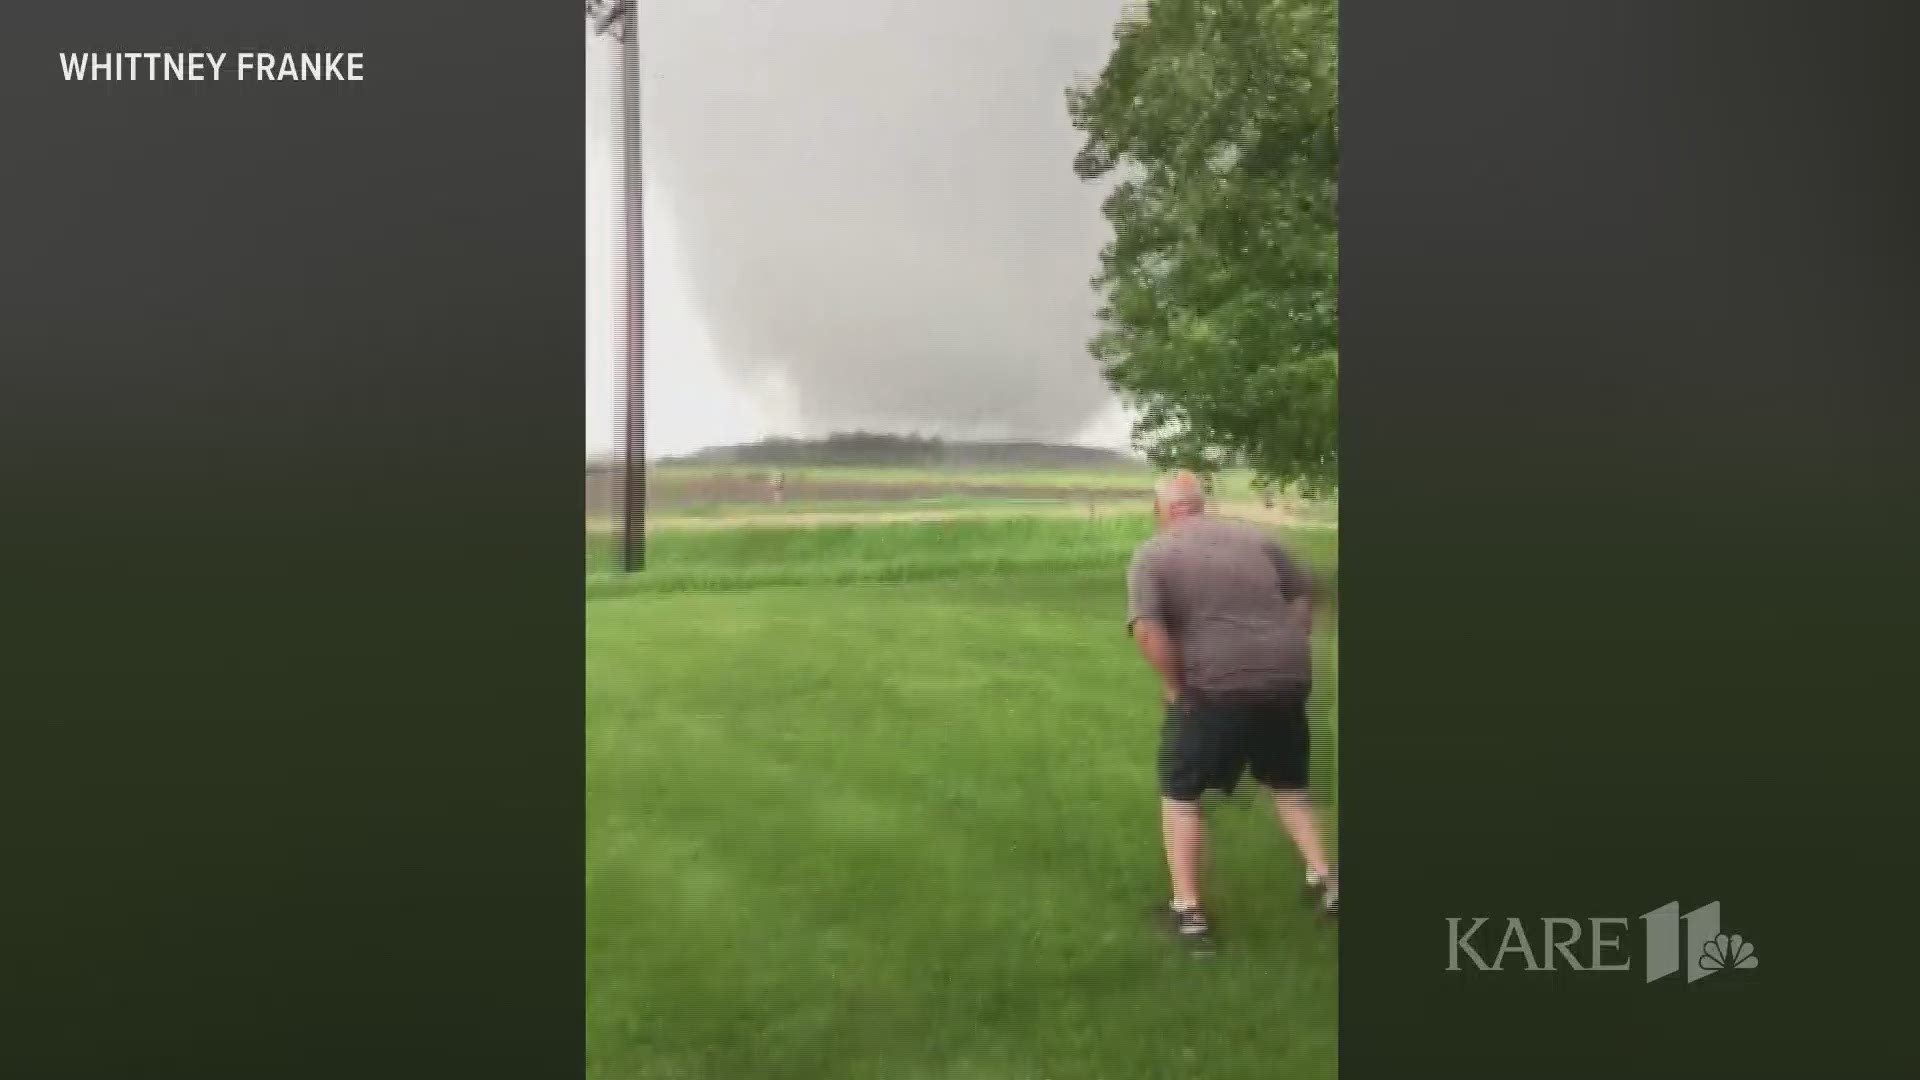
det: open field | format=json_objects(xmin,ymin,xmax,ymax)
[
  {"xmin": 587, "ymin": 514, "xmax": 1339, "ymax": 1079},
  {"xmin": 584, "ymin": 464, "xmax": 1337, "ymax": 551},
  {"xmin": 587, "ymin": 463, "xmax": 1326, "ymax": 518},
  {"xmin": 660, "ymin": 462, "xmax": 1169, "ymax": 491}
]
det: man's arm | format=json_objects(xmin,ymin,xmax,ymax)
[
  {"xmin": 1131, "ymin": 617, "xmax": 1185, "ymax": 705},
  {"xmin": 1126, "ymin": 548, "xmax": 1183, "ymax": 703},
  {"xmin": 1265, "ymin": 540, "xmax": 1317, "ymax": 629}
]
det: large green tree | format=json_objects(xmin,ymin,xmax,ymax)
[{"xmin": 1068, "ymin": 0, "xmax": 1337, "ymax": 491}]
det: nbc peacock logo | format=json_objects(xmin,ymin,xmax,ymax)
[
  {"xmin": 1642, "ymin": 901, "xmax": 1759, "ymax": 983},
  {"xmin": 1699, "ymin": 934, "xmax": 1758, "ymax": 974}
]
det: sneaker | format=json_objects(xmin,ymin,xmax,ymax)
[
  {"xmin": 1306, "ymin": 869, "xmax": 1338, "ymax": 919},
  {"xmin": 1161, "ymin": 902, "xmax": 1216, "ymax": 953}
]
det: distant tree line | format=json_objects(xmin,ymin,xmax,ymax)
[{"xmin": 654, "ymin": 433, "xmax": 1143, "ymax": 470}]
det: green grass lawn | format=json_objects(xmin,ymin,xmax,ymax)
[
  {"xmin": 588, "ymin": 516, "xmax": 1152, "ymax": 594},
  {"xmin": 586, "ymin": 514, "xmax": 1336, "ymax": 596},
  {"xmin": 587, "ymin": 521, "xmax": 1338, "ymax": 1079}
]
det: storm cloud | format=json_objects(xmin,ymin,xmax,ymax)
[{"xmin": 587, "ymin": 0, "xmax": 1131, "ymax": 448}]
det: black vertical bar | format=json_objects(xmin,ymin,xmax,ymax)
[{"xmin": 617, "ymin": 4, "xmax": 646, "ymax": 572}]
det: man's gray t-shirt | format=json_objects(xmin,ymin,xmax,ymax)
[{"xmin": 1126, "ymin": 515, "xmax": 1316, "ymax": 696}]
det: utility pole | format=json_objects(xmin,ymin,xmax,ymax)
[{"xmin": 588, "ymin": 0, "xmax": 645, "ymax": 571}]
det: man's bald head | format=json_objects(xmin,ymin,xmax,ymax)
[{"xmin": 1153, "ymin": 469, "xmax": 1208, "ymax": 526}]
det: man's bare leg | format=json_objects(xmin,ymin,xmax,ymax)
[
  {"xmin": 1270, "ymin": 788, "xmax": 1332, "ymax": 883},
  {"xmin": 1161, "ymin": 796, "xmax": 1207, "ymax": 911}
]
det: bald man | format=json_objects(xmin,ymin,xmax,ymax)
[{"xmin": 1127, "ymin": 470, "xmax": 1336, "ymax": 950}]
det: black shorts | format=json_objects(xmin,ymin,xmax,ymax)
[{"xmin": 1158, "ymin": 686, "xmax": 1312, "ymax": 802}]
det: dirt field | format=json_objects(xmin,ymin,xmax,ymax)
[
  {"xmin": 585, "ymin": 466, "xmax": 1153, "ymax": 516},
  {"xmin": 580, "ymin": 500, "xmax": 1331, "ymax": 534}
]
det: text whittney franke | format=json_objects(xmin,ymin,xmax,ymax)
[{"xmin": 59, "ymin": 53, "xmax": 367, "ymax": 82}]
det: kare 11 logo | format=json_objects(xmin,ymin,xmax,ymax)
[{"xmin": 1447, "ymin": 901, "xmax": 1758, "ymax": 983}]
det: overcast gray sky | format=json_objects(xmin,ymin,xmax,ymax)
[{"xmin": 586, "ymin": 0, "xmax": 1135, "ymax": 458}]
